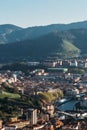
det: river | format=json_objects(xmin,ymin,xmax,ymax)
[{"xmin": 58, "ymin": 100, "xmax": 79, "ymax": 111}]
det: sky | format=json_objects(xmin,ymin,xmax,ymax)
[{"xmin": 0, "ymin": 0, "xmax": 87, "ymax": 27}]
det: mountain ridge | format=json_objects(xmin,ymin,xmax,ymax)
[
  {"xmin": 0, "ymin": 20, "xmax": 87, "ymax": 44},
  {"xmin": 0, "ymin": 21, "xmax": 87, "ymax": 60}
]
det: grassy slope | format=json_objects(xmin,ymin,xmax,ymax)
[
  {"xmin": 58, "ymin": 39, "xmax": 81, "ymax": 58},
  {"xmin": 62, "ymin": 40, "xmax": 80, "ymax": 52},
  {"xmin": 0, "ymin": 91, "xmax": 20, "ymax": 99}
]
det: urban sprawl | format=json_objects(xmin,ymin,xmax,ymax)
[{"xmin": 0, "ymin": 57, "xmax": 87, "ymax": 130}]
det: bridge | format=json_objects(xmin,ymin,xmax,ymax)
[
  {"xmin": 55, "ymin": 110, "xmax": 87, "ymax": 120},
  {"xmin": 57, "ymin": 110, "xmax": 78, "ymax": 118}
]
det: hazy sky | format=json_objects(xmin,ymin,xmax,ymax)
[{"xmin": 0, "ymin": 0, "xmax": 87, "ymax": 27}]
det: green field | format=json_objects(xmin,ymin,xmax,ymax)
[{"xmin": 0, "ymin": 91, "xmax": 20, "ymax": 99}]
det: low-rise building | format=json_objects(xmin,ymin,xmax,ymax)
[
  {"xmin": 65, "ymin": 88, "xmax": 79, "ymax": 97},
  {"xmin": 46, "ymin": 104, "xmax": 54, "ymax": 116}
]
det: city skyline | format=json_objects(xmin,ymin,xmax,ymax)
[{"xmin": 0, "ymin": 0, "xmax": 87, "ymax": 27}]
